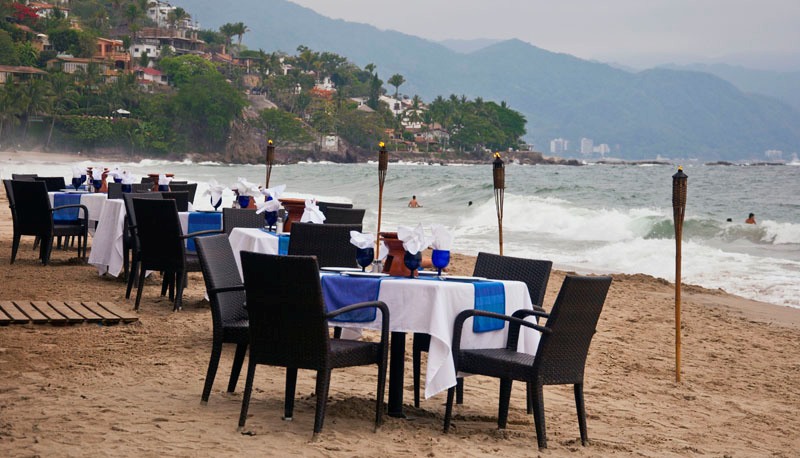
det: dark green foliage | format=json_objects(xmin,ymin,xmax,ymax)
[
  {"xmin": 0, "ymin": 29, "xmax": 19, "ymax": 65},
  {"xmin": 254, "ymin": 108, "xmax": 311, "ymax": 144},
  {"xmin": 172, "ymin": 71, "xmax": 246, "ymax": 150}
]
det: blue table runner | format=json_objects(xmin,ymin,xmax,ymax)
[
  {"xmin": 259, "ymin": 229, "xmax": 290, "ymax": 255},
  {"xmin": 321, "ymin": 275, "xmax": 381, "ymax": 322},
  {"xmin": 472, "ymin": 281, "xmax": 506, "ymax": 333},
  {"xmin": 53, "ymin": 193, "xmax": 81, "ymax": 222},
  {"xmin": 186, "ymin": 212, "xmax": 222, "ymax": 252}
]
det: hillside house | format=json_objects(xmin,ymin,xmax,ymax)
[
  {"xmin": 26, "ymin": 1, "xmax": 69, "ymax": 18},
  {"xmin": 0, "ymin": 65, "xmax": 48, "ymax": 85},
  {"xmin": 134, "ymin": 66, "xmax": 168, "ymax": 86}
]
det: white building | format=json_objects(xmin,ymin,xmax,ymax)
[
  {"xmin": 764, "ymin": 149, "xmax": 783, "ymax": 161},
  {"xmin": 580, "ymin": 138, "xmax": 594, "ymax": 155},
  {"xmin": 550, "ymin": 138, "xmax": 569, "ymax": 154},
  {"xmin": 593, "ymin": 143, "xmax": 610, "ymax": 156}
]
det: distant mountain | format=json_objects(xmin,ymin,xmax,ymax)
[
  {"xmin": 438, "ymin": 38, "xmax": 503, "ymax": 54},
  {"xmin": 660, "ymin": 63, "xmax": 800, "ymax": 112},
  {"xmin": 177, "ymin": 0, "xmax": 800, "ymax": 160}
]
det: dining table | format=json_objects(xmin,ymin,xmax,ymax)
[
  {"xmin": 228, "ymin": 227, "xmax": 290, "ymax": 276},
  {"xmin": 319, "ymin": 271, "xmax": 539, "ymax": 418},
  {"xmin": 48, "ymin": 191, "xmax": 108, "ymax": 231}
]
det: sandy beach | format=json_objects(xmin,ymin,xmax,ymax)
[{"xmin": 1, "ymin": 166, "xmax": 799, "ymax": 457}]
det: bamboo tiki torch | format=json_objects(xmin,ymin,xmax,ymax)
[
  {"xmin": 265, "ymin": 139, "xmax": 275, "ymax": 188},
  {"xmin": 493, "ymin": 152, "xmax": 505, "ymax": 256},
  {"xmin": 672, "ymin": 166, "xmax": 688, "ymax": 382},
  {"xmin": 376, "ymin": 142, "xmax": 389, "ymax": 253}
]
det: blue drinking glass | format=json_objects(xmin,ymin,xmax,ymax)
[
  {"xmin": 403, "ymin": 251, "xmax": 422, "ymax": 278},
  {"xmin": 356, "ymin": 247, "xmax": 374, "ymax": 272},
  {"xmin": 71, "ymin": 177, "xmax": 82, "ymax": 190},
  {"xmin": 92, "ymin": 179, "xmax": 103, "ymax": 193},
  {"xmin": 121, "ymin": 184, "xmax": 132, "ymax": 193},
  {"xmin": 237, "ymin": 195, "xmax": 251, "ymax": 208},
  {"xmin": 431, "ymin": 249, "xmax": 451, "ymax": 276},
  {"xmin": 79, "ymin": 174, "xmax": 86, "ymax": 189}
]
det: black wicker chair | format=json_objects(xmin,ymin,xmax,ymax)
[
  {"xmin": 287, "ymin": 222, "xmax": 362, "ymax": 268},
  {"xmin": 413, "ymin": 252, "xmax": 553, "ymax": 407},
  {"xmin": 238, "ymin": 251, "xmax": 389, "ymax": 434},
  {"xmin": 11, "ymin": 173, "xmax": 37, "ymax": 181},
  {"xmin": 443, "ymin": 275, "xmax": 612, "ymax": 449},
  {"xmin": 34, "ymin": 176, "xmax": 67, "ymax": 191},
  {"xmin": 195, "ymin": 234, "xmax": 248, "ymax": 404},
  {"xmin": 8, "ymin": 180, "xmax": 89, "ymax": 264},
  {"xmin": 132, "ymin": 183, "xmax": 153, "ymax": 193},
  {"xmin": 222, "ymin": 207, "xmax": 265, "ymax": 235},
  {"xmin": 161, "ymin": 191, "xmax": 190, "ymax": 212},
  {"xmin": 169, "ymin": 183, "xmax": 198, "ymax": 204},
  {"xmin": 131, "ymin": 198, "xmax": 218, "ymax": 311},
  {"xmin": 324, "ymin": 207, "xmax": 366, "ymax": 225},
  {"xmin": 317, "ymin": 201, "xmax": 352, "ymax": 215},
  {"xmin": 123, "ymin": 192, "xmax": 164, "ymax": 295},
  {"xmin": 107, "ymin": 182, "xmax": 123, "ymax": 200}
]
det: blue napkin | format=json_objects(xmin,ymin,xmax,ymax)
[
  {"xmin": 186, "ymin": 211, "xmax": 222, "ymax": 252},
  {"xmin": 321, "ymin": 275, "xmax": 382, "ymax": 322},
  {"xmin": 53, "ymin": 193, "xmax": 81, "ymax": 222},
  {"xmin": 473, "ymin": 281, "xmax": 506, "ymax": 333}
]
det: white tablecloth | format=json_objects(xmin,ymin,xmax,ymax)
[
  {"xmin": 228, "ymin": 228, "xmax": 280, "ymax": 276},
  {"xmin": 48, "ymin": 192, "xmax": 107, "ymax": 225},
  {"xmin": 87, "ymin": 199, "xmax": 126, "ymax": 276},
  {"xmin": 329, "ymin": 276, "xmax": 539, "ymax": 399}
]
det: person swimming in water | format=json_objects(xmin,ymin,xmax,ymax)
[
  {"xmin": 745, "ymin": 213, "xmax": 756, "ymax": 224},
  {"xmin": 408, "ymin": 195, "xmax": 422, "ymax": 208}
]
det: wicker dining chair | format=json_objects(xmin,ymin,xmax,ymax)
[
  {"xmin": 317, "ymin": 201, "xmax": 353, "ymax": 215},
  {"xmin": 413, "ymin": 252, "xmax": 553, "ymax": 407},
  {"xmin": 287, "ymin": 222, "xmax": 362, "ymax": 268},
  {"xmin": 195, "ymin": 234, "xmax": 248, "ymax": 404},
  {"xmin": 161, "ymin": 191, "xmax": 190, "ymax": 212},
  {"xmin": 123, "ymin": 192, "xmax": 164, "ymax": 295},
  {"xmin": 132, "ymin": 183, "xmax": 153, "ymax": 193},
  {"xmin": 323, "ymin": 207, "xmax": 366, "ymax": 225},
  {"xmin": 222, "ymin": 207, "xmax": 265, "ymax": 235},
  {"xmin": 169, "ymin": 183, "xmax": 198, "ymax": 204},
  {"xmin": 8, "ymin": 180, "xmax": 89, "ymax": 264},
  {"xmin": 238, "ymin": 251, "xmax": 389, "ymax": 434},
  {"xmin": 34, "ymin": 176, "xmax": 67, "ymax": 191},
  {"xmin": 11, "ymin": 173, "xmax": 37, "ymax": 181},
  {"xmin": 443, "ymin": 275, "xmax": 612, "ymax": 449}
]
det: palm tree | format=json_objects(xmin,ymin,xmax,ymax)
[
  {"xmin": 232, "ymin": 22, "xmax": 249, "ymax": 55},
  {"xmin": 388, "ymin": 73, "xmax": 405, "ymax": 100},
  {"xmin": 167, "ymin": 7, "xmax": 190, "ymax": 29},
  {"xmin": 19, "ymin": 78, "xmax": 52, "ymax": 138},
  {"xmin": 0, "ymin": 76, "xmax": 23, "ymax": 141},
  {"xmin": 219, "ymin": 23, "xmax": 236, "ymax": 55},
  {"xmin": 46, "ymin": 72, "xmax": 78, "ymax": 148}
]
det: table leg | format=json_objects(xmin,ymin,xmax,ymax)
[{"xmin": 388, "ymin": 331, "xmax": 406, "ymax": 418}]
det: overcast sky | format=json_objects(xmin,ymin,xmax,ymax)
[{"xmin": 289, "ymin": 0, "xmax": 800, "ymax": 70}]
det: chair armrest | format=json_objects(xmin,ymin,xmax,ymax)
[
  {"xmin": 181, "ymin": 229, "xmax": 225, "ymax": 239},
  {"xmin": 451, "ymin": 309, "xmax": 550, "ymax": 363},
  {"xmin": 208, "ymin": 284, "xmax": 245, "ymax": 295},
  {"xmin": 52, "ymin": 204, "xmax": 90, "ymax": 221},
  {"xmin": 512, "ymin": 309, "xmax": 549, "ymax": 320},
  {"xmin": 326, "ymin": 301, "xmax": 390, "ymax": 360},
  {"xmin": 507, "ymin": 309, "xmax": 549, "ymax": 350}
]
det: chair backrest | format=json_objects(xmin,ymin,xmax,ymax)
[
  {"xmin": 107, "ymin": 182, "xmax": 123, "ymax": 200},
  {"xmin": 132, "ymin": 198, "xmax": 185, "ymax": 270},
  {"xmin": 195, "ymin": 234, "xmax": 248, "ymax": 327},
  {"xmin": 222, "ymin": 207, "xmax": 264, "ymax": 235},
  {"xmin": 161, "ymin": 191, "xmax": 189, "ymax": 212},
  {"xmin": 11, "ymin": 173, "xmax": 37, "ymax": 181},
  {"xmin": 140, "ymin": 176, "xmax": 153, "ymax": 184},
  {"xmin": 317, "ymin": 201, "xmax": 353, "ymax": 215},
  {"xmin": 132, "ymin": 183, "xmax": 153, "ymax": 193},
  {"xmin": 240, "ymin": 251, "xmax": 330, "ymax": 368},
  {"xmin": 35, "ymin": 176, "xmax": 67, "ymax": 191},
  {"xmin": 288, "ymin": 222, "xmax": 362, "ymax": 268},
  {"xmin": 3, "ymin": 179, "xmax": 17, "ymax": 226},
  {"xmin": 123, "ymin": 192, "xmax": 164, "ymax": 252},
  {"xmin": 473, "ymin": 252, "xmax": 553, "ymax": 308},
  {"xmin": 10, "ymin": 180, "xmax": 52, "ymax": 235},
  {"xmin": 169, "ymin": 183, "xmax": 197, "ymax": 203},
  {"xmin": 324, "ymin": 207, "xmax": 366, "ymax": 225},
  {"xmin": 533, "ymin": 275, "xmax": 612, "ymax": 384}
]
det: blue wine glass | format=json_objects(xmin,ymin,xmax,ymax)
[
  {"xmin": 92, "ymin": 178, "xmax": 103, "ymax": 193},
  {"xmin": 211, "ymin": 196, "xmax": 222, "ymax": 211},
  {"xmin": 403, "ymin": 251, "xmax": 422, "ymax": 278},
  {"xmin": 79, "ymin": 174, "xmax": 86, "ymax": 189},
  {"xmin": 356, "ymin": 247, "xmax": 374, "ymax": 272},
  {"xmin": 71, "ymin": 177, "xmax": 82, "ymax": 190},
  {"xmin": 237, "ymin": 195, "xmax": 251, "ymax": 208},
  {"xmin": 431, "ymin": 249, "xmax": 451, "ymax": 276}
]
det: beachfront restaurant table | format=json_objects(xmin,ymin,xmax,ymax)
[
  {"xmin": 321, "ymin": 273, "xmax": 539, "ymax": 418},
  {"xmin": 87, "ymin": 203, "xmax": 222, "ymax": 276},
  {"xmin": 48, "ymin": 191, "xmax": 108, "ymax": 232},
  {"xmin": 228, "ymin": 227, "xmax": 289, "ymax": 276}
]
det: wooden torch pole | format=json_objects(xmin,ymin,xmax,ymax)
[
  {"xmin": 265, "ymin": 139, "xmax": 275, "ymax": 188},
  {"xmin": 493, "ymin": 152, "xmax": 505, "ymax": 256},
  {"xmin": 377, "ymin": 142, "xmax": 388, "ymax": 253},
  {"xmin": 672, "ymin": 166, "xmax": 688, "ymax": 382}
]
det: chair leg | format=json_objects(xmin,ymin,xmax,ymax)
[
  {"xmin": 33, "ymin": 235, "xmax": 40, "ymax": 250},
  {"xmin": 456, "ymin": 378, "xmax": 464, "ymax": 404},
  {"xmin": 527, "ymin": 381, "xmax": 534, "ymax": 414},
  {"xmin": 41, "ymin": 236, "xmax": 53, "ymax": 265},
  {"xmin": 174, "ymin": 270, "xmax": 185, "ymax": 311},
  {"xmin": 11, "ymin": 234, "xmax": 20, "ymax": 264},
  {"xmin": 575, "ymin": 383, "xmax": 588, "ymax": 446},
  {"xmin": 375, "ymin": 350, "xmax": 387, "ymax": 428},
  {"xmin": 125, "ymin": 257, "xmax": 138, "ymax": 299},
  {"xmin": 443, "ymin": 386, "xmax": 456, "ymax": 433},
  {"xmin": 134, "ymin": 264, "xmax": 147, "ymax": 311},
  {"xmin": 201, "ymin": 340, "xmax": 223, "ymax": 404},
  {"xmin": 284, "ymin": 367, "xmax": 298, "ymax": 420},
  {"xmin": 227, "ymin": 343, "xmax": 247, "ymax": 393},
  {"xmin": 498, "ymin": 378, "xmax": 513, "ymax": 429},
  {"xmin": 532, "ymin": 383, "xmax": 547, "ymax": 449},
  {"xmin": 332, "ymin": 327, "xmax": 342, "ymax": 339},
  {"xmin": 313, "ymin": 369, "xmax": 332, "ymax": 434},
  {"xmin": 412, "ymin": 335, "xmax": 422, "ymax": 408},
  {"xmin": 238, "ymin": 359, "xmax": 257, "ymax": 429}
]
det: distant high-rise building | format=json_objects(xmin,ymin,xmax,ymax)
[
  {"xmin": 593, "ymin": 143, "xmax": 610, "ymax": 156},
  {"xmin": 765, "ymin": 150, "xmax": 783, "ymax": 160},
  {"xmin": 580, "ymin": 138, "xmax": 594, "ymax": 155},
  {"xmin": 550, "ymin": 138, "xmax": 569, "ymax": 154}
]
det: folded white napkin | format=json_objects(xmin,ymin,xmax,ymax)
[
  {"xmin": 72, "ymin": 166, "xmax": 83, "ymax": 178},
  {"xmin": 255, "ymin": 198, "xmax": 281, "ymax": 214},
  {"xmin": 158, "ymin": 174, "xmax": 172, "ymax": 186},
  {"xmin": 121, "ymin": 171, "xmax": 135, "ymax": 185},
  {"xmin": 203, "ymin": 179, "xmax": 226, "ymax": 206},
  {"xmin": 350, "ymin": 231, "xmax": 374, "ymax": 249},
  {"xmin": 236, "ymin": 177, "xmax": 260, "ymax": 197},
  {"xmin": 430, "ymin": 224, "xmax": 453, "ymax": 250},
  {"xmin": 108, "ymin": 167, "xmax": 122, "ymax": 180},
  {"xmin": 398, "ymin": 224, "xmax": 434, "ymax": 255},
  {"xmin": 300, "ymin": 199, "xmax": 326, "ymax": 223},
  {"xmin": 260, "ymin": 183, "xmax": 286, "ymax": 199}
]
